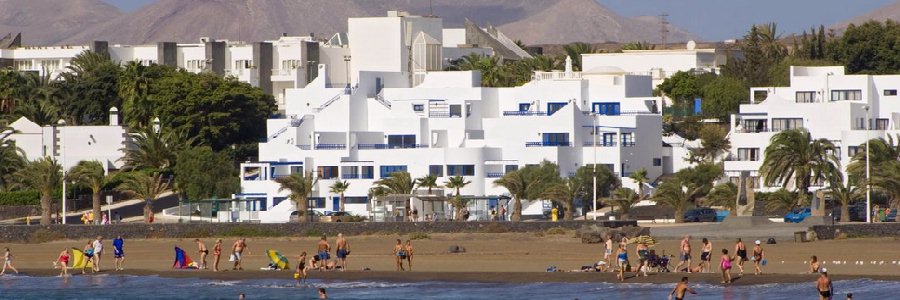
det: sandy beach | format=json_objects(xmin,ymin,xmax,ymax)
[{"xmin": 5, "ymin": 232, "xmax": 900, "ymax": 284}]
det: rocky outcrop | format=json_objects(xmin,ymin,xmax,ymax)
[{"xmin": 576, "ymin": 224, "xmax": 650, "ymax": 244}]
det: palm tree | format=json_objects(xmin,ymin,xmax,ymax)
[
  {"xmin": 374, "ymin": 171, "xmax": 417, "ymax": 215},
  {"xmin": 562, "ymin": 42, "xmax": 595, "ymax": 71},
  {"xmin": 827, "ymin": 177, "xmax": 861, "ymax": 222},
  {"xmin": 653, "ymin": 163, "xmax": 722, "ymax": 223},
  {"xmin": 759, "ymin": 128, "xmax": 839, "ymax": 204},
  {"xmin": 494, "ymin": 170, "xmax": 529, "ymax": 222},
  {"xmin": 367, "ymin": 185, "xmax": 390, "ymax": 201},
  {"xmin": 0, "ymin": 127, "xmax": 26, "ymax": 192},
  {"xmin": 621, "ymin": 41, "xmax": 656, "ymax": 51},
  {"xmin": 416, "ymin": 174, "xmax": 441, "ymax": 195},
  {"xmin": 609, "ymin": 187, "xmax": 641, "ymax": 220},
  {"xmin": 444, "ymin": 175, "xmax": 471, "ymax": 221},
  {"xmin": 119, "ymin": 126, "xmax": 194, "ymax": 171},
  {"xmin": 653, "ymin": 178, "xmax": 691, "ymax": 223},
  {"xmin": 847, "ymin": 136, "xmax": 900, "ymax": 208},
  {"xmin": 275, "ymin": 171, "xmax": 317, "ymax": 222},
  {"xmin": 329, "ymin": 180, "xmax": 350, "ymax": 212},
  {"xmin": 119, "ymin": 61, "xmax": 154, "ymax": 129},
  {"xmin": 706, "ymin": 182, "xmax": 738, "ymax": 216},
  {"xmin": 15, "ymin": 157, "xmax": 61, "ymax": 225},
  {"xmin": 690, "ymin": 124, "xmax": 731, "ymax": 162},
  {"xmin": 69, "ymin": 160, "xmax": 115, "ymax": 224},
  {"xmin": 116, "ymin": 172, "xmax": 172, "ymax": 223},
  {"xmin": 763, "ymin": 188, "xmax": 796, "ymax": 215},
  {"xmin": 628, "ymin": 168, "xmax": 650, "ymax": 199},
  {"xmin": 543, "ymin": 176, "xmax": 583, "ymax": 221},
  {"xmin": 493, "ymin": 161, "xmax": 560, "ymax": 222}
]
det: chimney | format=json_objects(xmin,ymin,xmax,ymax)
[{"xmin": 109, "ymin": 107, "xmax": 119, "ymax": 126}]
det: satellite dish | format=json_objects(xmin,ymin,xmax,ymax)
[{"xmin": 686, "ymin": 40, "xmax": 696, "ymax": 50}]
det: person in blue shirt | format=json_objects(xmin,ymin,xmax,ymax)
[{"xmin": 113, "ymin": 236, "xmax": 125, "ymax": 271}]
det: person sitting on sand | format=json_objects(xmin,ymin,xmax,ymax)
[
  {"xmin": 720, "ymin": 249, "xmax": 734, "ymax": 284},
  {"xmin": 296, "ymin": 252, "xmax": 308, "ymax": 285},
  {"xmin": 55, "ymin": 248, "xmax": 69, "ymax": 277},
  {"xmin": 817, "ymin": 268, "xmax": 833, "ymax": 300},
  {"xmin": 309, "ymin": 254, "xmax": 320, "ymax": 271},
  {"xmin": 668, "ymin": 276, "xmax": 697, "ymax": 300},
  {"xmin": 809, "ymin": 255, "xmax": 821, "ymax": 274},
  {"xmin": 394, "ymin": 239, "xmax": 406, "ymax": 271}
]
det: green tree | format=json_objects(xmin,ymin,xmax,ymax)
[
  {"xmin": 416, "ymin": 174, "xmax": 440, "ymax": 194},
  {"xmin": 116, "ymin": 172, "xmax": 172, "ymax": 223},
  {"xmin": 120, "ymin": 126, "xmax": 194, "ymax": 172},
  {"xmin": 493, "ymin": 161, "xmax": 559, "ymax": 222},
  {"xmin": 706, "ymin": 182, "xmax": 738, "ymax": 216},
  {"xmin": 542, "ymin": 176, "xmax": 583, "ymax": 221},
  {"xmin": 827, "ymin": 176, "xmax": 861, "ymax": 222},
  {"xmin": 329, "ymin": 180, "xmax": 350, "ymax": 212},
  {"xmin": 118, "ymin": 61, "xmax": 155, "ymax": 129},
  {"xmin": 0, "ymin": 127, "xmax": 26, "ymax": 192},
  {"xmin": 723, "ymin": 23, "xmax": 787, "ymax": 87},
  {"xmin": 68, "ymin": 160, "xmax": 116, "ymax": 225},
  {"xmin": 562, "ymin": 42, "xmax": 595, "ymax": 71},
  {"xmin": 700, "ymin": 76, "xmax": 747, "ymax": 120},
  {"xmin": 14, "ymin": 157, "xmax": 61, "ymax": 225},
  {"xmin": 575, "ymin": 164, "xmax": 620, "ymax": 204},
  {"xmin": 827, "ymin": 20, "xmax": 900, "ymax": 74},
  {"xmin": 628, "ymin": 168, "xmax": 649, "ymax": 199},
  {"xmin": 173, "ymin": 146, "xmax": 239, "ymax": 201},
  {"xmin": 847, "ymin": 136, "xmax": 900, "ymax": 207},
  {"xmin": 275, "ymin": 172, "xmax": 317, "ymax": 223},
  {"xmin": 653, "ymin": 163, "xmax": 722, "ymax": 223},
  {"xmin": 374, "ymin": 171, "xmax": 416, "ymax": 213},
  {"xmin": 444, "ymin": 175, "xmax": 471, "ymax": 221},
  {"xmin": 689, "ymin": 124, "xmax": 732, "ymax": 162},
  {"xmin": 657, "ymin": 71, "xmax": 701, "ymax": 106},
  {"xmin": 57, "ymin": 51, "xmax": 122, "ymax": 125},
  {"xmin": 759, "ymin": 128, "xmax": 839, "ymax": 204},
  {"xmin": 763, "ymin": 188, "xmax": 796, "ymax": 215},
  {"xmin": 609, "ymin": 187, "xmax": 641, "ymax": 220},
  {"xmin": 621, "ymin": 41, "xmax": 655, "ymax": 51}
]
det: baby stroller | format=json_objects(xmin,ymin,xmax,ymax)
[{"xmin": 646, "ymin": 250, "xmax": 671, "ymax": 272}]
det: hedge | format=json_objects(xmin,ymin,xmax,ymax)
[{"xmin": 0, "ymin": 190, "xmax": 41, "ymax": 206}]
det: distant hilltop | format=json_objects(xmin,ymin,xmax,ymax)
[{"xmin": 1, "ymin": 0, "xmax": 695, "ymax": 46}]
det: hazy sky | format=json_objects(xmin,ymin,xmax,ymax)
[{"xmin": 103, "ymin": 0, "xmax": 898, "ymax": 41}]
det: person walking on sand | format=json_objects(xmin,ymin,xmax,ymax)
[
  {"xmin": 604, "ymin": 234, "xmax": 614, "ymax": 269},
  {"xmin": 752, "ymin": 240, "xmax": 765, "ymax": 275},
  {"xmin": 817, "ymin": 268, "xmax": 833, "ymax": 300},
  {"xmin": 83, "ymin": 240, "xmax": 94, "ymax": 274},
  {"xmin": 720, "ymin": 249, "xmax": 734, "ymax": 284},
  {"xmin": 675, "ymin": 235, "xmax": 692, "ymax": 273},
  {"xmin": 394, "ymin": 239, "xmax": 406, "ymax": 271},
  {"xmin": 317, "ymin": 235, "xmax": 331, "ymax": 268},
  {"xmin": 213, "ymin": 239, "xmax": 223, "ymax": 272},
  {"xmin": 113, "ymin": 235, "xmax": 125, "ymax": 271},
  {"xmin": 196, "ymin": 239, "xmax": 209, "ymax": 270},
  {"xmin": 405, "ymin": 240, "xmax": 415, "ymax": 271},
  {"xmin": 296, "ymin": 252, "xmax": 309, "ymax": 285},
  {"xmin": 1, "ymin": 248, "xmax": 19, "ymax": 275},
  {"xmin": 668, "ymin": 276, "xmax": 697, "ymax": 300},
  {"xmin": 92, "ymin": 236, "xmax": 104, "ymax": 272},
  {"xmin": 56, "ymin": 248, "xmax": 70, "ymax": 277},
  {"xmin": 232, "ymin": 237, "xmax": 248, "ymax": 270},
  {"xmin": 700, "ymin": 238, "xmax": 712, "ymax": 273},
  {"xmin": 636, "ymin": 242, "xmax": 649, "ymax": 277},
  {"xmin": 615, "ymin": 244, "xmax": 628, "ymax": 281},
  {"xmin": 335, "ymin": 233, "xmax": 349, "ymax": 271},
  {"xmin": 734, "ymin": 238, "xmax": 748, "ymax": 275}
]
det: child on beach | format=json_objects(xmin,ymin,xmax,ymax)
[
  {"xmin": 55, "ymin": 249, "xmax": 69, "ymax": 277},
  {"xmin": 720, "ymin": 249, "xmax": 734, "ymax": 284},
  {"xmin": 1, "ymin": 248, "xmax": 18, "ymax": 275}
]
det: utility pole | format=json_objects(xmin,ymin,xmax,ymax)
[{"xmin": 659, "ymin": 13, "xmax": 670, "ymax": 50}]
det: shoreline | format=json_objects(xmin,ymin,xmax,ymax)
[{"xmin": 14, "ymin": 268, "xmax": 900, "ymax": 286}]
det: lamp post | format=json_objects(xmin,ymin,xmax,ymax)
[
  {"xmin": 592, "ymin": 113, "xmax": 598, "ymax": 221},
  {"xmin": 57, "ymin": 119, "xmax": 67, "ymax": 224},
  {"xmin": 865, "ymin": 105, "xmax": 872, "ymax": 223}
]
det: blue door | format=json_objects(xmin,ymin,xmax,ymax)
[{"xmin": 333, "ymin": 196, "xmax": 341, "ymax": 212}]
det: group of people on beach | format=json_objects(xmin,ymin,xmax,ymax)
[
  {"xmin": 50, "ymin": 235, "xmax": 124, "ymax": 277},
  {"xmin": 294, "ymin": 233, "xmax": 352, "ymax": 285},
  {"xmin": 189, "ymin": 237, "xmax": 243, "ymax": 272}
]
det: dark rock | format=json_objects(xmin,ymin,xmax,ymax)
[{"xmin": 577, "ymin": 224, "xmax": 650, "ymax": 244}]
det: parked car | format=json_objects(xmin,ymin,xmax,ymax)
[
  {"xmin": 683, "ymin": 208, "xmax": 717, "ymax": 222},
  {"xmin": 831, "ymin": 203, "xmax": 867, "ymax": 222},
  {"xmin": 319, "ymin": 211, "xmax": 358, "ymax": 222},
  {"xmin": 784, "ymin": 207, "xmax": 811, "ymax": 223},
  {"xmin": 289, "ymin": 210, "xmax": 324, "ymax": 222}
]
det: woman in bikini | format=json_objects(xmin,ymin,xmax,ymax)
[
  {"xmin": 720, "ymin": 249, "xmax": 734, "ymax": 284},
  {"xmin": 212, "ymin": 239, "xmax": 223, "ymax": 272},
  {"xmin": 752, "ymin": 240, "xmax": 765, "ymax": 275},
  {"xmin": 295, "ymin": 252, "xmax": 308, "ymax": 285},
  {"xmin": 83, "ymin": 241, "xmax": 95, "ymax": 274},
  {"xmin": 404, "ymin": 240, "xmax": 414, "ymax": 271},
  {"xmin": 616, "ymin": 244, "xmax": 628, "ymax": 281},
  {"xmin": 734, "ymin": 238, "xmax": 747, "ymax": 275}
]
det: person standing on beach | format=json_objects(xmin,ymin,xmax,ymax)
[
  {"xmin": 636, "ymin": 242, "xmax": 649, "ymax": 277},
  {"xmin": 675, "ymin": 235, "xmax": 692, "ymax": 273},
  {"xmin": 668, "ymin": 276, "xmax": 697, "ymax": 300},
  {"xmin": 734, "ymin": 238, "xmax": 748, "ymax": 275},
  {"xmin": 394, "ymin": 239, "xmax": 406, "ymax": 271},
  {"xmin": 113, "ymin": 235, "xmax": 125, "ymax": 271},
  {"xmin": 212, "ymin": 239, "xmax": 223, "ymax": 272},
  {"xmin": 615, "ymin": 244, "xmax": 628, "ymax": 281},
  {"xmin": 335, "ymin": 233, "xmax": 349, "ymax": 271},
  {"xmin": 92, "ymin": 236, "xmax": 104, "ymax": 272},
  {"xmin": 317, "ymin": 235, "xmax": 331, "ymax": 268},
  {"xmin": 817, "ymin": 268, "xmax": 833, "ymax": 300},
  {"xmin": 56, "ymin": 248, "xmax": 69, "ymax": 277},
  {"xmin": 196, "ymin": 239, "xmax": 209, "ymax": 270},
  {"xmin": 604, "ymin": 234, "xmax": 614, "ymax": 269},
  {"xmin": 1, "ymin": 248, "xmax": 18, "ymax": 275},
  {"xmin": 752, "ymin": 240, "xmax": 765, "ymax": 275},
  {"xmin": 720, "ymin": 249, "xmax": 734, "ymax": 284},
  {"xmin": 83, "ymin": 240, "xmax": 94, "ymax": 274},
  {"xmin": 296, "ymin": 252, "xmax": 308, "ymax": 285},
  {"xmin": 700, "ymin": 238, "xmax": 712, "ymax": 273},
  {"xmin": 232, "ymin": 237, "xmax": 247, "ymax": 270},
  {"xmin": 405, "ymin": 240, "xmax": 415, "ymax": 271}
]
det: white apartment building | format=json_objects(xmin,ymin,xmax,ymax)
[
  {"xmin": 235, "ymin": 14, "xmax": 664, "ymax": 223},
  {"xmin": 725, "ymin": 66, "xmax": 900, "ymax": 191}
]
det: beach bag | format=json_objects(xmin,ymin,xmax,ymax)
[{"xmin": 229, "ymin": 253, "xmax": 236, "ymax": 262}]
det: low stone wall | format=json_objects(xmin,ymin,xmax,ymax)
[
  {"xmin": 0, "ymin": 220, "xmax": 637, "ymax": 243},
  {"xmin": 810, "ymin": 223, "xmax": 900, "ymax": 240}
]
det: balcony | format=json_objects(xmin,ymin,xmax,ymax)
[
  {"xmin": 526, "ymin": 141, "xmax": 571, "ymax": 147},
  {"xmin": 533, "ymin": 71, "xmax": 582, "ymax": 81},
  {"xmin": 583, "ymin": 142, "xmax": 619, "ymax": 147},
  {"xmin": 734, "ymin": 126, "xmax": 769, "ymax": 133},
  {"xmin": 486, "ymin": 172, "xmax": 505, "ymax": 178},
  {"xmin": 358, "ymin": 144, "xmax": 428, "ymax": 150},
  {"xmin": 314, "ymin": 144, "xmax": 346, "ymax": 150},
  {"xmin": 503, "ymin": 111, "xmax": 548, "ymax": 116}
]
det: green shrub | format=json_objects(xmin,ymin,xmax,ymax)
[
  {"xmin": 29, "ymin": 229, "xmax": 64, "ymax": 243},
  {"xmin": 409, "ymin": 232, "xmax": 430, "ymax": 240},
  {"xmin": 0, "ymin": 190, "xmax": 41, "ymax": 206},
  {"xmin": 221, "ymin": 225, "xmax": 278, "ymax": 237},
  {"xmin": 546, "ymin": 227, "xmax": 567, "ymax": 235}
]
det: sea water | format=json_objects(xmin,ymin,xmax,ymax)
[{"xmin": 0, "ymin": 275, "xmax": 894, "ymax": 299}]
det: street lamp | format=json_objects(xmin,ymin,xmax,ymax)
[
  {"xmin": 865, "ymin": 105, "xmax": 872, "ymax": 223},
  {"xmin": 57, "ymin": 119, "xmax": 67, "ymax": 224},
  {"xmin": 592, "ymin": 113, "xmax": 598, "ymax": 221}
]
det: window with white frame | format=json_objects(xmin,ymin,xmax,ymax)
[
  {"xmin": 771, "ymin": 118, "xmax": 803, "ymax": 132},
  {"xmin": 281, "ymin": 60, "xmax": 301, "ymax": 70},
  {"xmin": 186, "ymin": 60, "xmax": 206, "ymax": 70},
  {"xmin": 14, "ymin": 60, "xmax": 32, "ymax": 70},
  {"xmin": 737, "ymin": 148, "xmax": 760, "ymax": 161},
  {"xmin": 831, "ymin": 89, "xmax": 862, "ymax": 101},
  {"xmin": 234, "ymin": 60, "xmax": 253, "ymax": 69},
  {"xmin": 795, "ymin": 91, "xmax": 816, "ymax": 103}
]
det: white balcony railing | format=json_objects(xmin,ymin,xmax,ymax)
[{"xmin": 533, "ymin": 71, "xmax": 582, "ymax": 81}]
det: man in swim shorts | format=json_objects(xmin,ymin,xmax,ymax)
[
  {"xmin": 675, "ymin": 235, "xmax": 691, "ymax": 273},
  {"xmin": 335, "ymin": 233, "xmax": 349, "ymax": 271},
  {"xmin": 232, "ymin": 237, "xmax": 247, "ymax": 270},
  {"xmin": 817, "ymin": 268, "xmax": 833, "ymax": 300},
  {"xmin": 317, "ymin": 235, "xmax": 331, "ymax": 268},
  {"xmin": 394, "ymin": 239, "xmax": 406, "ymax": 271},
  {"xmin": 668, "ymin": 277, "xmax": 697, "ymax": 300}
]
